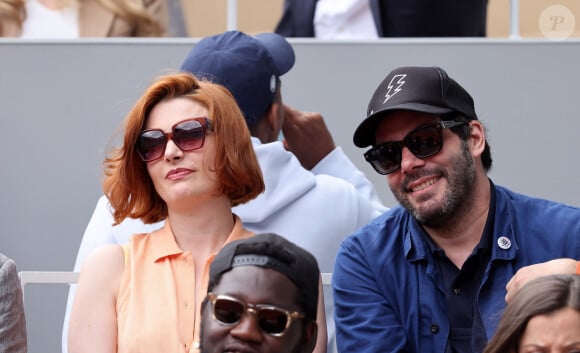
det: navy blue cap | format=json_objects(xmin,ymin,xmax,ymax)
[
  {"xmin": 180, "ymin": 30, "xmax": 295, "ymax": 126},
  {"xmin": 354, "ymin": 66, "xmax": 478, "ymax": 148}
]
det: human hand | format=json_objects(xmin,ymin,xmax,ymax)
[
  {"xmin": 282, "ymin": 104, "xmax": 335, "ymax": 170},
  {"xmin": 505, "ymin": 258, "xmax": 578, "ymax": 302}
]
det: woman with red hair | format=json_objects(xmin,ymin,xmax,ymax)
[{"xmin": 69, "ymin": 72, "xmax": 264, "ymax": 353}]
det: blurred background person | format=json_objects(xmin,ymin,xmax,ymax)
[
  {"xmin": 483, "ymin": 274, "xmax": 580, "ymax": 353},
  {"xmin": 0, "ymin": 252, "xmax": 27, "ymax": 353},
  {"xmin": 0, "ymin": 0, "xmax": 168, "ymax": 37},
  {"xmin": 276, "ymin": 0, "xmax": 488, "ymax": 38}
]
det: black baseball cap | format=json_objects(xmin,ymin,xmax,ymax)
[
  {"xmin": 208, "ymin": 233, "xmax": 320, "ymax": 321},
  {"xmin": 354, "ymin": 66, "xmax": 478, "ymax": 148}
]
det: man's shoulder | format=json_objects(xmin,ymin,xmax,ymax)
[
  {"xmin": 496, "ymin": 184, "xmax": 580, "ymax": 214},
  {"xmin": 342, "ymin": 207, "xmax": 409, "ymax": 248},
  {"xmin": 495, "ymin": 185, "xmax": 580, "ymax": 241}
]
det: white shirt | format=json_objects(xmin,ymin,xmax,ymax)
[
  {"xmin": 314, "ymin": 0, "xmax": 378, "ymax": 39},
  {"xmin": 20, "ymin": 0, "xmax": 79, "ymax": 39}
]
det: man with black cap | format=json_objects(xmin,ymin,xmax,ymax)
[
  {"xmin": 63, "ymin": 30, "xmax": 386, "ymax": 353},
  {"xmin": 332, "ymin": 66, "xmax": 580, "ymax": 353},
  {"xmin": 200, "ymin": 233, "xmax": 319, "ymax": 353}
]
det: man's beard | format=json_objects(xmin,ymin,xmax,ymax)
[{"xmin": 391, "ymin": 141, "xmax": 476, "ymax": 228}]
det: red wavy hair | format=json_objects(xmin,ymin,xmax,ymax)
[{"xmin": 103, "ymin": 72, "xmax": 264, "ymax": 225}]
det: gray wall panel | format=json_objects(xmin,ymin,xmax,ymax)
[{"xmin": 0, "ymin": 39, "xmax": 578, "ymax": 352}]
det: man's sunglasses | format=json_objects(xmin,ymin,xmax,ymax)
[
  {"xmin": 364, "ymin": 120, "xmax": 466, "ymax": 175},
  {"xmin": 135, "ymin": 117, "xmax": 213, "ymax": 162},
  {"xmin": 207, "ymin": 293, "xmax": 304, "ymax": 336}
]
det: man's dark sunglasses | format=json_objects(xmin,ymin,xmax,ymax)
[
  {"xmin": 136, "ymin": 117, "xmax": 213, "ymax": 162},
  {"xmin": 207, "ymin": 293, "xmax": 304, "ymax": 336},
  {"xmin": 364, "ymin": 120, "xmax": 466, "ymax": 175}
]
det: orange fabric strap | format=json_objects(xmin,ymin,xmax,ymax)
[{"xmin": 576, "ymin": 261, "xmax": 580, "ymax": 275}]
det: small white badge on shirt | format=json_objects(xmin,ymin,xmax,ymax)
[{"xmin": 497, "ymin": 236, "xmax": 512, "ymax": 250}]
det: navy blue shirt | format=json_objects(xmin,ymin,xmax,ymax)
[
  {"xmin": 427, "ymin": 186, "xmax": 495, "ymax": 353},
  {"xmin": 333, "ymin": 181, "xmax": 580, "ymax": 353}
]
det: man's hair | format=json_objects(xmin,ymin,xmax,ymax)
[{"xmin": 445, "ymin": 113, "xmax": 493, "ymax": 172}]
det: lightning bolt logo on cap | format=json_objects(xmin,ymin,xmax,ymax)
[{"xmin": 384, "ymin": 74, "xmax": 406, "ymax": 104}]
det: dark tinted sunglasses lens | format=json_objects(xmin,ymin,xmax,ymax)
[
  {"xmin": 256, "ymin": 308, "xmax": 288, "ymax": 334},
  {"xmin": 173, "ymin": 120, "xmax": 205, "ymax": 151},
  {"xmin": 137, "ymin": 130, "xmax": 166, "ymax": 161},
  {"xmin": 366, "ymin": 143, "xmax": 401, "ymax": 175},
  {"xmin": 406, "ymin": 126, "xmax": 442, "ymax": 158},
  {"xmin": 213, "ymin": 298, "xmax": 244, "ymax": 324}
]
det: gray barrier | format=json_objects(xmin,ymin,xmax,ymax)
[{"xmin": 1, "ymin": 38, "xmax": 579, "ymax": 352}]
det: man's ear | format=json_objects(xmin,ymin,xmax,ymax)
[
  {"xmin": 301, "ymin": 321, "xmax": 318, "ymax": 353},
  {"xmin": 266, "ymin": 100, "xmax": 282, "ymax": 134},
  {"xmin": 253, "ymin": 102, "xmax": 281, "ymax": 143},
  {"xmin": 468, "ymin": 120, "xmax": 486, "ymax": 157}
]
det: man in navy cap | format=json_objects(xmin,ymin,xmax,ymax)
[
  {"xmin": 63, "ymin": 30, "xmax": 387, "ymax": 353},
  {"xmin": 332, "ymin": 66, "xmax": 580, "ymax": 353}
]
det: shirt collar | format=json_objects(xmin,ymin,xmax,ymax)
[
  {"xmin": 406, "ymin": 179, "xmax": 497, "ymax": 261},
  {"xmin": 150, "ymin": 214, "xmax": 253, "ymax": 262}
]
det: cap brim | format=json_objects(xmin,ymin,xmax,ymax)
[
  {"xmin": 254, "ymin": 33, "xmax": 295, "ymax": 75},
  {"xmin": 353, "ymin": 103, "xmax": 453, "ymax": 148}
]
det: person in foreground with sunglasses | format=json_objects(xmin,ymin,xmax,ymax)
[
  {"xmin": 68, "ymin": 72, "xmax": 265, "ymax": 353},
  {"xmin": 332, "ymin": 66, "xmax": 580, "ymax": 353},
  {"xmin": 482, "ymin": 274, "xmax": 580, "ymax": 353},
  {"xmin": 200, "ymin": 232, "xmax": 320, "ymax": 353}
]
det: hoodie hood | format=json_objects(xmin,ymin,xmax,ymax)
[{"xmin": 233, "ymin": 138, "xmax": 317, "ymax": 223}]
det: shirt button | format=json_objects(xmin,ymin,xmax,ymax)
[
  {"xmin": 453, "ymin": 288, "xmax": 461, "ymax": 295},
  {"xmin": 431, "ymin": 324, "xmax": 440, "ymax": 334}
]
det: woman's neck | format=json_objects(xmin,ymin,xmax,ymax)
[{"xmin": 166, "ymin": 196, "xmax": 235, "ymax": 256}]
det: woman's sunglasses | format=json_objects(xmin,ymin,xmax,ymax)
[
  {"xmin": 135, "ymin": 117, "xmax": 213, "ymax": 162},
  {"xmin": 207, "ymin": 293, "xmax": 304, "ymax": 337},
  {"xmin": 364, "ymin": 120, "xmax": 466, "ymax": 175}
]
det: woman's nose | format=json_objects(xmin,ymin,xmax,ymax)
[{"xmin": 164, "ymin": 139, "xmax": 183, "ymax": 161}]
